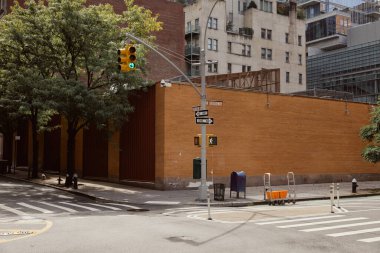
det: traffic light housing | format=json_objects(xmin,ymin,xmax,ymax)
[
  {"xmin": 117, "ymin": 44, "xmax": 136, "ymax": 72},
  {"xmin": 194, "ymin": 134, "xmax": 217, "ymax": 147}
]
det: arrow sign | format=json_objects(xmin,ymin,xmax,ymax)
[
  {"xmin": 195, "ymin": 110, "xmax": 208, "ymax": 117},
  {"xmin": 195, "ymin": 117, "xmax": 214, "ymax": 125}
]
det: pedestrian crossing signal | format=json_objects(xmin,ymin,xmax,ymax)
[{"xmin": 194, "ymin": 134, "xmax": 217, "ymax": 147}]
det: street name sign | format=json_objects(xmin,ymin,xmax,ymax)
[
  {"xmin": 195, "ymin": 110, "xmax": 208, "ymax": 117},
  {"xmin": 195, "ymin": 117, "xmax": 214, "ymax": 125}
]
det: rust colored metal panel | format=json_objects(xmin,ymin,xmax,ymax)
[
  {"xmin": 43, "ymin": 116, "xmax": 61, "ymax": 172},
  {"xmin": 119, "ymin": 86, "xmax": 155, "ymax": 182},
  {"xmin": 16, "ymin": 121, "xmax": 28, "ymax": 167},
  {"xmin": 83, "ymin": 125, "xmax": 108, "ymax": 178}
]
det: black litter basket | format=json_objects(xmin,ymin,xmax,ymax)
[{"xmin": 214, "ymin": 183, "xmax": 225, "ymax": 201}]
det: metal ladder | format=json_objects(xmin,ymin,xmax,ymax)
[
  {"xmin": 287, "ymin": 172, "xmax": 296, "ymax": 204},
  {"xmin": 263, "ymin": 173, "xmax": 272, "ymax": 202}
]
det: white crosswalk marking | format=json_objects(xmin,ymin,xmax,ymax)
[
  {"xmin": 327, "ymin": 227, "xmax": 380, "ymax": 237},
  {"xmin": 17, "ymin": 202, "xmax": 54, "ymax": 214},
  {"xmin": 255, "ymin": 215, "xmax": 345, "ymax": 225},
  {"xmin": 38, "ymin": 201, "xmax": 77, "ymax": 213},
  {"xmin": 106, "ymin": 203, "xmax": 141, "ymax": 210},
  {"xmin": 301, "ymin": 220, "xmax": 380, "ymax": 232},
  {"xmin": 278, "ymin": 217, "xmax": 368, "ymax": 228},
  {"xmin": 59, "ymin": 202, "xmax": 100, "ymax": 211},
  {"xmin": 358, "ymin": 237, "xmax": 380, "ymax": 243},
  {"xmin": 0, "ymin": 204, "xmax": 27, "ymax": 216},
  {"xmin": 86, "ymin": 203, "xmax": 122, "ymax": 211}
]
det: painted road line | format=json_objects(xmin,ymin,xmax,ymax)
[
  {"xmin": 327, "ymin": 227, "xmax": 380, "ymax": 237},
  {"xmin": 301, "ymin": 220, "xmax": 380, "ymax": 232},
  {"xmin": 255, "ymin": 215, "xmax": 345, "ymax": 225},
  {"xmin": 59, "ymin": 202, "xmax": 100, "ymax": 211},
  {"xmin": 105, "ymin": 203, "xmax": 141, "ymax": 210},
  {"xmin": 85, "ymin": 203, "xmax": 122, "ymax": 211},
  {"xmin": 358, "ymin": 236, "xmax": 380, "ymax": 243},
  {"xmin": 144, "ymin": 201, "xmax": 181, "ymax": 205},
  {"xmin": 17, "ymin": 202, "xmax": 54, "ymax": 214},
  {"xmin": 278, "ymin": 217, "xmax": 368, "ymax": 228},
  {"xmin": 0, "ymin": 204, "xmax": 28, "ymax": 216},
  {"xmin": 38, "ymin": 201, "xmax": 78, "ymax": 213}
]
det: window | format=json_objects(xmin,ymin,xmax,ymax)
[
  {"xmin": 261, "ymin": 48, "xmax": 272, "ymax": 60},
  {"xmin": 228, "ymin": 42, "xmax": 232, "ymax": 53},
  {"xmin": 261, "ymin": 48, "xmax": 266, "ymax": 59},
  {"xmin": 286, "ymin": 72, "xmax": 290, "ymax": 83},
  {"xmin": 208, "ymin": 38, "xmax": 218, "ymax": 51},
  {"xmin": 299, "ymin": 73, "xmax": 302, "ymax": 84},
  {"xmin": 298, "ymin": 54, "xmax": 302, "ymax": 65},
  {"xmin": 208, "ymin": 64, "xmax": 212, "ymax": 73},
  {"xmin": 195, "ymin": 18, "xmax": 199, "ymax": 27},
  {"xmin": 213, "ymin": 63, "xmax": 218, "ymax": 73},
  {"xmin": 247, "ymin": 45, "xmax": 251, "ymax": 56},
  {"xmin": 260, "ymin": 0, "xmax": 273, "ymax": 13},
  {"xmin": 285, "ymin": 52, "xmax": 289, "ymax": 63},
  {"xmin": 186, "ymin": 21, "xmax": 191, "ymax": 33},
  {"xmin": 242, "ymin": 65, "xmax": 246, "ymax": 72},
  {"xmin": 261, "ymin": 29, "xmax": 272, "ymax": 40},
  {"xmin": 285, "ymin": 33, "xmax": 289, "ymax": 44},
  {"xmin": 208, "ymin": 17, "xmax": 218, "ymax": 29},
  {"xmin": 207, "ymin": 62, "xmax": 218, "ymax": 73},
  {"xmin": 298, "ymin": 35, "xmax": 302, "ymax": 46},
  {"xmin": 247, "ymin": 66, "xmax": 251, "ymax": 72},
  {"xmin": 227, "ymin": 63, "xmax": 232, "ymax": 73}
]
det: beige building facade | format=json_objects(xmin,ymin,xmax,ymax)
[{"xmin": 184, "ymin": 0, "xmax": 307, "ymax": 93}]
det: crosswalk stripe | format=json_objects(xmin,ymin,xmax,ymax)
[
  {"xmin": 358, "ymin": 236, "xmax": 380, "ymax": 243},
  {"xmin": 327, "ymin": 227, "xmax": 380, "ymax": 237},
  {"xmin": 0, "ymin": 204, "xmax": 27, "ymax": 216},
  {"xmin": 255, "ymin": 215, "xmax": 345, "ymax": 225},
  {"xmin": 278, "ymin": 217, "xmax": 368, "ymax": 228},
  {"xmin": 59, "ymin": 202, "xmax": 100, "ymax": 211},
  {"xmin": 86, "ymin": 203, "xmax": 122, "ymax": 211},
  {"xmin": 301, "ymin": 220, "xmax": 380, "ymax": 232},
  {"xmin": 38, "ymin": 201, "xmax": 77, "ymax": 213},
  {"xmin": 17, "ymin": 202, "xmax": 54, "ymax": 214},
  {"xmin": 106, "ymin": 203, "xmax": 140, "ymax": 210}
]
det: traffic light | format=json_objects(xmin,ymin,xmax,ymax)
[{"xmin": 117, "ymin": 44, "xmax": 136, "ymax": 72}]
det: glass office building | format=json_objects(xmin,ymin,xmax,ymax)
[{"xmin": 307, "ymin": 40, "xmax": 380, "ymax": 103}]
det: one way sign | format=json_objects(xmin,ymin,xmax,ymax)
[
  {"xmin": 195, "ymin": 110, "xmax": 208, "ymax": 117},
  {"xmin": 195, "ymin": 117, "xmax": 214, "ymax": 125}
]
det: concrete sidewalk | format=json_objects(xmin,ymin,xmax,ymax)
[{"xmin": 2, "ymin": 169, "xmax": 380, "ymax": 207}]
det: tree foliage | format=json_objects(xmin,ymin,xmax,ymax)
[
  {"xmin": 360, "ymin": 103, "xmax": 380, "ymax": 163},
  {"xmin": 0, "ymin": 0, "xmax": 162, "ymax": 180}
]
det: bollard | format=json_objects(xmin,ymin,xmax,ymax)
[
  {"xmin": 57, "ymin": 176, "xmax": 62, "ymax": 185},
  {"xmin": 207, "ymin": 187, "xmax": 212, "ymax": 220},
  {"xmin": 352, "ymin": 178, "xmax": 358, "ymax": 193},
  {"xmin": 336, "ymin": 183, "xmax": 340, "ymax": 209},
  {"xmin": 73, "ymin": 173, "xmax": 78, "ymax": 189},
  {"xmin": 330, "ymin": 184, "xmax": 334, "ymax": 213}
]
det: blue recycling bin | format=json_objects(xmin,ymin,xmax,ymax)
[{"xmin": 230, "ymin": 171, "xmax": 246, "ymax": 198}]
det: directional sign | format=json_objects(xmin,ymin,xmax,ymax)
[
  {"xmin": 195, "ymin": 110, "xmax": 208, "ymax": 117},
  {"xmin": 195, "ymin": 117, "xmax": 214, "ymax": 125}
]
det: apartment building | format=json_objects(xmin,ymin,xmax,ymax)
[{"xmin": 184, "ymin": 0, "xmax": 307, "ymax": 93}]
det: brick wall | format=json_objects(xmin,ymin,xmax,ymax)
[{"xmin": 156, "ymin": 83, "xmax": 380, "ymax": 189}]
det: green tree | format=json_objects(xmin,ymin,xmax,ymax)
[
  {"xmin": 360, "ymin": 103, "xmax": 380, "ymax": 163},
  {"xmin": 0, "ymin": 0, "xmax": 162, "ymax": 183}
]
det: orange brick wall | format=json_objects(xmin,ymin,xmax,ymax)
[{"xmin": 156, "ymin": 83, "xmax": 380, "ymax": 189}]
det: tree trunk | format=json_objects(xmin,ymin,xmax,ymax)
[
  {"xmin": 65, "ymin": 123, "xmax": 76, "ymax": 187},
  {"xmin": 31, "ymin": 117, "xmax": 39, "ymax": 178}
]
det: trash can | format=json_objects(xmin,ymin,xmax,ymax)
[
  {"xmin": 214, "ymin": 183, "xmax": 225, "ymax": 201},
  {"xmin": 193, "ymin": 157, "xmax": 207, "ymax": 179},
  {"xmin": 230, "ymin": 171, "xmax": 246, "ymax": 198}
]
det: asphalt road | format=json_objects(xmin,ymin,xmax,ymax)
[{"xmin": 1, "ymin": 178, "xmax": 380, "ymax": 253}]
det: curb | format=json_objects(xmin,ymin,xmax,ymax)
[{"xmin": 3, "ymin": 174, "xmax": 380, "ymax": 208}]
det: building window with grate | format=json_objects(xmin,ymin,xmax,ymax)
[
  {"xmin": 286, "ymin": 72, "xmax": 290, "ymax": 83},
  {"xmin": 286, "ymin": 52, "xmax": 289, "ymax": 63},
  {"xmin": 299, "ymin": 73, "xmax": 302, "ymax": 84},
  {"xmin": 298, "ymin": 54, "xmax": 302, "ymax": 65},
  {"xmin": 298, "ymin": 35, "xmax": 302, "ymax": 46}
]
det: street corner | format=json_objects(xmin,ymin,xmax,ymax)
[{"xmin": 0, "ymin": 218, "xmax": 53, "ymax": 244}]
